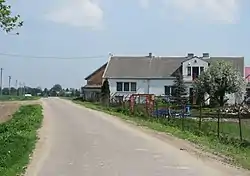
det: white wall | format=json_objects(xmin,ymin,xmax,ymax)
[
  {"xmin": 108, "ymin": 78, "xmax": 174, "ymax": 97},
  {"xmin": 182, "ymin": 57, "xmax": 209, "ymax": 82}
]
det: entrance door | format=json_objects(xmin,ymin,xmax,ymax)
[{"xmin": 192, "ymin": 67, "xmax": 199, "ymax": 80}]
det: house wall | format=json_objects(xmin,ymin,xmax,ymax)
[
  {"xmin": 86, "ymin": 66, "xmax": 106, "ymax": 85},
  {"xmin": 182, "ymin": 57, "xmax": 209, "ymax": 82},
  {"xmin": 108, "ymin": 78, "xmax": 174, "ymax": 98}
]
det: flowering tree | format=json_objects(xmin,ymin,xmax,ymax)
[{"xmin": 193, "ymin": 60, "xmax": 245, "ymax": 107}]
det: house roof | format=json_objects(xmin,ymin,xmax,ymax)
[
  {"xmin": 85, "ymin": 62, "xmax": 107, "ymax": 80},
  {"xmin": 103, "ymin": 56, "xmax": 187, "ymax": 79},
  {"xmin": 209, "ymin": 57, "xmax": 244, "ymax": 76},
  {"xmin": 103, "ymin": 55, "xmax": 244, "ymax": 79}
]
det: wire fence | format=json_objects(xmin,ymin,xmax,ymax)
[{"xmin": 88, "ymin": 94, "xmax": 250, "ymax": 147}]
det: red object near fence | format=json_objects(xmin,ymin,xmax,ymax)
[{"xmin": 129, "ymin": 94, "xmax": 154, "ymax": 115}]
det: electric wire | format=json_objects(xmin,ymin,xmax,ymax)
[{"xmin": 0, "ymin": 52, "xmax": 107, "ymax": 59}]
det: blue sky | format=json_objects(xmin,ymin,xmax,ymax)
[{"xmin": 0, "ymin": 0, "xmax": 249, "ymax": 89}]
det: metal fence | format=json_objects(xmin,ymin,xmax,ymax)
[{"xmin": 89, "ymin": 94, "xmax": 250, "ymax": 146}]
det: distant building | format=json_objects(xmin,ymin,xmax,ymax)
[{"xmin": 82, "ymin": 63, "xmax": 107, "ymax": 101}]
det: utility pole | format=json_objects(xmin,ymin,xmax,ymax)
[
  {"xmin": 23, "ymin": 82, "xmax": 25, "ymax": 95},
  {"xmin": 19, "ymin": 82, "xmax": 22, "ymax": 96},
  {"xmin": 8, "ymin": 76, "xmax": 11, "ymax": 95},
  {"xmin": 15, "ymin": 80, "xmax": 18, "ymax": 96},
  {"xmin": 0, "ymin": 68, "xmax": 3, "ymax": 96}
]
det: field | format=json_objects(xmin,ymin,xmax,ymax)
[
  {"xmin": 0, "ymin": 95, "xmax": 40, "ymax": 102},
  {"xmin": 0, "ymin": 104, "xmax": 43, "ymax": 176},
  {"xmin": 0, "ymin": 103, "xmax": 20, "ymax": 123},
  {"xmin": 0, "ymin": 99, "xmax": 41, "ymax": 123},
  {"xmin": 75, "ymin": 100, "xmax": 250, "ymax": 170}
]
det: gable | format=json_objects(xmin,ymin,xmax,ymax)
[
  {"xmin": 85, "ymin": 63, "xmax": 107, "ymax": 85},
  {"xmin": 182, "ymin": 57, "xmax": 208, "ymax": 67}
]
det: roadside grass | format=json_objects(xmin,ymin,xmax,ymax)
[
  {"xmin": 60, "ymin": 97, "xmax": 75, "ymax": 100},
  {"xmin": 0, "ymin": 96, "xmax": 40, "ymax": 101},
  {"xmin": 74, "ymin": 101, "xmax": 250, "ymax": 170},
  {"xmin": 0, "ymin": 104, "xmax": 43, "ymax": 176}
]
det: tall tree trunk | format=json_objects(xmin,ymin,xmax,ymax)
[{"xmin": 219, "ymin": 95, "xmax": 224, "ymax": 107}]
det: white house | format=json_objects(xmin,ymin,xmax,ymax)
[{"xmin": 100, "ymin": 53, "xmax": 244, "ymax": 104}]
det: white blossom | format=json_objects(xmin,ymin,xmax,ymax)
[{"xmin": 193, "ymin": 60, "xmax": 245, "ymax": 105}]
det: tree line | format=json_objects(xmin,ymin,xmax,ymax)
[{"xmin": 0, "ymin": 84, "xmax": 81, "ymax": 97}]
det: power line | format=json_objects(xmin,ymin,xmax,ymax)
[{"xmin": 0, "ymin": 52, "xmax": 107, "ymax": 59}]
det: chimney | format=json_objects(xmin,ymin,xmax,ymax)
[
  {"xmin": 148, "ymin": 52, "xmax": 152, "ymax": 58},
  {"xmin": 203, "ymin": 53, "xmax": 209, "ymax": 58},
  {"xmin": 187, "ymin": 53, "xmax": 194, "ymax": 58}
]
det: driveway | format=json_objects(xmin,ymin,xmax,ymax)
[{"xmin": 25, "ymin": 98, "xmax": 248, "ymax": 176}]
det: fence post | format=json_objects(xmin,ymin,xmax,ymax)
[
  {"xmin": 199, "ymin": 102, "xmax": 202, "ymax": 130},
  {"xmin": 238, "ymin": 106, "xmax": 243, "ymax": 141},
  {"xmin": 181, "ymin": 105, "xmax": 185, "ymax": 131},
  {"xmin": 217, "ymin": 108, "xmax": 220, "ymax": 139},
  {"xmin": 155, "ymin": 101, "xmax": 158, "ymax": 118}
]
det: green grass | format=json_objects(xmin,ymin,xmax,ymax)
[
  {"xmin": 74, "ymin": 101, "xmax": 250, "ymax": 170},
  {"xmin": 0, "ymin": 104, "xmax": 43, "ymax": 176},
  {"xmin": 0, "ymin": 96, "xmax": 40, "ymax": 101},
  {"xmin": 60, "ymin": 96, "xmax": 75, "ymax": 100}
]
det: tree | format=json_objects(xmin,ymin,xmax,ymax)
[
  {"xmin": 193, "ymin": 60, "xmax": 245, "ymax": 138},
  {"xmin": 43, "ymin": 88, "xmax": 49, "ymax": 96},
  {"xmin": 101, "ymin": 79, "xmax": 110, "ymax": 105},
  {"xmin": 75, "ymin": 89, "xmax": 80, "ymax": 97},
  {"xmin": 172, "ymin": 71, "xmax": 188, "ymax": 105},
  {"xmin": 193, "ymin": 60, "xmax": 245, "ymax": 107},
  {"xmin": 0, "ymin": 0, "xmax": 23, "ymax": 33},
  {"xmin": 50, "ymin": 84, "xmax": 62, "ymax": 92}
]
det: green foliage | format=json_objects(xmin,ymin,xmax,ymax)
[
  {"xmin": 193, "ymin": 60, "xmax": 245, "ymax": 106},
  {"xmin": 50, "ymin": 84, "xmax": 62, "ymax": 92},
  {"xmin": 172, "ymin": 71, "xmax": 188, "ymax": 105},
  {"xmin": 101, "ymin": 79, "xmax": 110, "ymax": 98},
  {"xmin": 0, "ymin": 0, "xmax": 23, "ymax": 34},
  {"xmin": 0, "ymin": 105, "xmax": 43, "ymax": 176}
]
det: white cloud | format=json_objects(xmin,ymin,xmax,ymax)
[
  {"xmin": 140, "ymin": 0, "xmax": 240, "ymax": 23},
  {"xmin": 45, "ymin": 0, "xmax": 104, "ymax": 29}
]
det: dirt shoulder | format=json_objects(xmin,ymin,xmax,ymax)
[{"xmin": 0, "ymin": 100, "xmax": 41, "ymax": 123}]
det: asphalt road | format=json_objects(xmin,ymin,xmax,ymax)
[{"xmin": 25, "ymin": 98, "xmax": 248, "ymax": 176}]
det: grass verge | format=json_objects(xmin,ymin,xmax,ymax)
[
  {"xmin": 0, "ymin": 96, "xmax": 40, "ymax": 101},
  {"xmin": 0, "ymin": 104, "xmax": 43, "ymax": 176},
  {"xmin": 74, "ymin": 101, "xmax": 250, "ymax": 170}
]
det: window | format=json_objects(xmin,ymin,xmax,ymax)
[
  {"xmin": 165, "ymin": 86, "xmax": 171, "ymax": 95},
  {"xmin": 124, "ymin": 82, "xmax": 130, "ymax": 91},
  {"xmin": 116, "ymin": 82, "xmax": 123, "ymax": 91},
  {"xmin": 131, "ymin": 82, "xmax": 137, "ymax": 91},
  {"xmin": 200, "ymin": 67, "xmax": 204, "ymax": 73},
  {"xmin": 116, "ymin": 82, "xmax": 137, "ymax": 92},
  {"xmin": 187, "ymin": 67, "xmax": 191, "ymax": 76}
]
